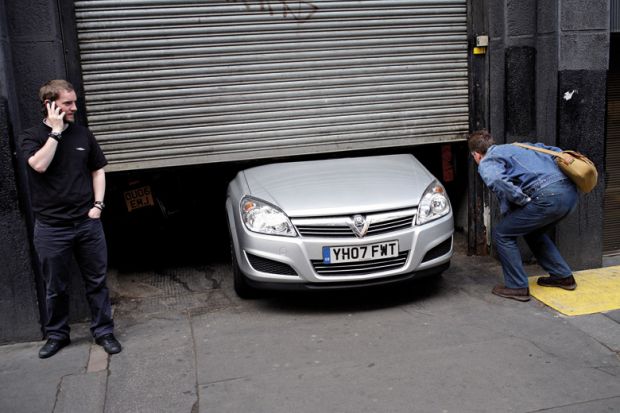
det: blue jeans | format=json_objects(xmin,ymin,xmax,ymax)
[
  {"xmin": 34, "ymin": 218, "xmax": 114, "ymax": 340},
  {"xmin": 492, "ymin": 180, "xmax": 578, "ymax": 289}
]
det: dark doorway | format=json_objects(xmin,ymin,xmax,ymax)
[{"xmin": 603, "ymin": 33, "xmax": 620, "ymax": 258}]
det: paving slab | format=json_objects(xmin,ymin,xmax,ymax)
[
  {"xmin": 566, "ymin": 313, "xmax": 620, "ymax": 352},
  {"xmin": 104, "ymin": 314, "xmax": 197, "ymax": 413},
  {"xmin": 534, "ymin": 396, "xmax": 620, "ymax": 412},
  {"xmin": 605, "ymin": 309, "xmax": 620, "ymax": 324},
  {"xmin": 54, "ymin": 370, "xmax": 107, "ymax": 413},
  {"xmin": 0, "ymin": 336, "xmax": 90, "ymax": 413}
]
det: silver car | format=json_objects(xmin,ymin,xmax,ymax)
[{"xmin": 226, "ymin": 154, "xmax": 454, "ymax": 298}]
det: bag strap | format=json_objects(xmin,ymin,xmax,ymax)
[
  {"xmin": 512, "ymin": 142, "xmax": 575, "ymax": 165},
  {"xmin": 512, "ymin": 142, "xmax": 560, "ymax": 157}
]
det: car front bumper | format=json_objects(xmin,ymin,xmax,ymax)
[{"xmin": 228, "ymin": 203, "xmax": 453, "ymax": 288}]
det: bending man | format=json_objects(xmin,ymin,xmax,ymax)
[{"xmin": 468, "ymin": 130, "xmax": 578, "ymax": 302}]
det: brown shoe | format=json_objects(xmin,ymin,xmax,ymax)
[
  {"xmin": 537, "ymin": 275, "xmax": 577, "ymax": 290},
  {"xmin": 492, "ymin": 285, "xmax": 531, "ymax": 302}
]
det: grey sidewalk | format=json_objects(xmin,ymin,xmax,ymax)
[{"xmin": 2, "ymin": 242, "xmax": 620, "ymax": 413}]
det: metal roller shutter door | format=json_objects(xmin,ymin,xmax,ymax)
[{"xmin": 75, "ymin": 0, "xmax": 469, "ymax": 171}]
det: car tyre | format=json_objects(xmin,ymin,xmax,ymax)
[{"xmin": 230, "ymin": 241, "xmax": 259, "ymax": 299}]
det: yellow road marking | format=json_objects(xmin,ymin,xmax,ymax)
[{"xmin": 529, "ymin": 266, "xmax": 620, "ymax": 316}]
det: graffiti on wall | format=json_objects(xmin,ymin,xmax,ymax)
[{"xmin": 227, "ymin": 1, "xmax": 319, "ymax": 21}]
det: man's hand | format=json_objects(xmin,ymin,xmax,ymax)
[
  {"xmin": 88, "ymin": 207, "xmax": 102, "ymax": 219},
  {"xmin": 46, "ymin": 101, "xmax": 65, "ymax": 132}
]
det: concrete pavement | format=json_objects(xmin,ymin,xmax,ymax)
[{"xmin": 1, "ymin": 236, "xmax": 619, "ymax": 413}]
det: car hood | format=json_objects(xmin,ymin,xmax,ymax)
[{"xmin": 241, "ymin": 154, "xmax": 435, "ymax": 217}]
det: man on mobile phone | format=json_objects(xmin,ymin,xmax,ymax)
[{"xmin": 20, "ymin": 79, "xmax": 122, "ymax": 358}]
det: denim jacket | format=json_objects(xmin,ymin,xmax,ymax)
[{"xmin": 478, "ymin": 143, "xmax": 569, "ymax": 215}]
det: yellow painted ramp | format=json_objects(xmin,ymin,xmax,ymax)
[{"xmin": 529, "ymin": 266, "xmax": 620, "ymax": 316}]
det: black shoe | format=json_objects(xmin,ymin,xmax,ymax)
[
  {"xmin": 95, "ymin": 333, "xmax": 122, "ymax": 354},
  {"xmin": 537, "ymin": 275, "xmax": 577, "ymax": 290},
  {"xmin": 39, "ymin": 337, "xmax": 71, "ymax": 359}
]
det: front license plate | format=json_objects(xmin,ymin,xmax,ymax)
[
  {"xmin": 322, "ymin": 241, "xmax": 399, "ymax": 264},
  {"xmin": 124, "ymin": 185, "xmax": 155, "ymax": 212}
]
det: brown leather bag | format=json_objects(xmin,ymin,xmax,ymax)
[{"xmin": 513, "ymin": 143, "xmax": 598, "ymax": 193}]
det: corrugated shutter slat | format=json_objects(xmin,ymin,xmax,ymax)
[{"xmin": 75, "ymin": 0, "xmax": 469, "ymax": 171}]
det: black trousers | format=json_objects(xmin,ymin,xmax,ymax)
[{"xmin": 34, "ymin": 218, "xmax": 114, "ymax": 340}]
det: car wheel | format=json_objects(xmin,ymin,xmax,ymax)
[{"xmin": 230, "ymin": 240, "xmax": 259, "ymax": 299}]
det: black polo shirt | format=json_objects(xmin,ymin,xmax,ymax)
[{"xmin": 20, "ymin": 122, "xmax": 108, "ymax": 224}]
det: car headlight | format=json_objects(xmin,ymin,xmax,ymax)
[
  {"xmin": 416, "ymin": 181, "xmax": 451, "ymax": 225},
  {"xmin": 240, "ymin": 196, "xmax": 297, "ymax": 237}
]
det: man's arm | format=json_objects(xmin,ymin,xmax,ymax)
[
  {"xmin": 28, "ymin": 102, "xmax": 65, "ymax": 173},
  {"xmin": 88, "ymin": 168, "xmax": 106, "ymax": 219},
  {"xmin": 478, "ymin": 158, "xmax": 531, "ymax": 215},
  {"xmin": 28, "ymin": 139, "xmax": 59, "ymax": 173}
]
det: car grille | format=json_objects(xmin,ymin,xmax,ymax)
[
  {"xmin": 310, "ymin": 250, "xmax": 409, "ymax": 276},
  {"xmin": 292, "ymin": 208, "xmax": 416, "ymax": 238},
  {"xmin": 246, "ymin": 253, "xmax": 297, "ymax": 276}
]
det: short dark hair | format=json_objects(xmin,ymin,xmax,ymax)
[
  {"xmin": 468, "ymin": 130, "xmax": 495, "ymax": 154},
  {"xmin": 39, "ymin": 80, "xmax": 74, "ymax": 114}
]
